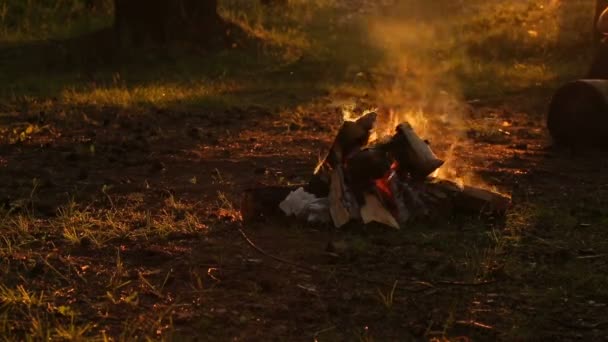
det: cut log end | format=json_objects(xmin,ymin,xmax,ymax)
[
  {"xmin": 547, "ymin": 80, "xmax": 608, "ymax": 147},
  {"xmin": 457, "ymin": 186, "xmax": 511, "ymax": 215},
  {"xmin": 241, "ymin": 185, "xmax": 302, "ymax": 222}
]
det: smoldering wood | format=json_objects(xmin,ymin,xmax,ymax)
[
  {"xmin": 547, "ymin": 80, "xmax": 608, "ymax": 147},
  {"xmin": 345, "ymin": 148, "xmax": 392, "ymax": 189},
  {"xmin": 240, "ymin": 180, "xmax": 510, "ymax": 225},
  {"xmin": 390, "ymin": 123, "xmax": 444, "ymax": 179},
  {"xmin": 319, "ymin": 112, "xmax": 377, "ymax": 169},
  {"xmin": 387, "ymin": 173, "xmax": 411, "ymax": 225},
  {"xmin": 328, "ymin": 167, "xmax": 360, "ymax": 228},
  {"xmin": 241, "ymin": 185, "xmax": 302, "ymax": 222},
  {"xmin": 456, "ymin": 186, "xmax": 511, "ymax": 214},
  {"xmin": 402, "ymin": 182, "xmax": 432, "ymax": 217},
  {"xmin": 360, "ymin": 192, "xmax": 400, "ymax": 229},
  {"xmin": 309, "ymin": 112, "xmax": 378, "ymax": 197},
  {"xmin": 307, "ymin": 172, "xmax": 331, "ymax": 198},
  {"xmin": 429, "ymin": 179, "xmax": 510, "ymax": 215},
  {"xmin": 242, "ymin": 116, "xmax": 510, "ymax": 226}
]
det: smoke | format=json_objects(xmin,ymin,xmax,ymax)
[
  {"xmin": 331, "ymin": 0, "xmax": 581, "ymax": 190},
  {"xmin": 358, "ymin": 1, "xmax": 474, "ymax": 185}
]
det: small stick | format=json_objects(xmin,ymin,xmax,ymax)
[
  {"xmin": 436, "ymin": 280, "xmax": 497, "ymax": 287},
  {"xmin": 237, "ymin": 226, "xmax": 317, "ymax": 273},
  {"xmin": 237, "ymin": 224, "xmax": 486, "ymax": 292},
  {"xmin": 577, "ymin": 254, "xmax": 608, "ymax": 260}
]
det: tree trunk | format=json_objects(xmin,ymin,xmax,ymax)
[
  {"xmin": 590, "ymin": 0, "xmax": 608, "ymax": 78},
  {"xmin": 114, "ymin": 0, "xmax": 225, "ymax": 46}
]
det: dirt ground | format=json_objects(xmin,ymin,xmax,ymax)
[{"xmin": 2, "ymin": 91, "xmax": 608, "ymax": 341}]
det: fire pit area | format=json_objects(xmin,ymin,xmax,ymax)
[{"xmin": 241, "ymin": 110, "xmax": 511, "ymax": 228}]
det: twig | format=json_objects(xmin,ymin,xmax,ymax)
[
  {"xmin": 436, "ymin": 280, "xmax": 497, "ymax": 287},
  {"xmin": 313, "ymin": 326, "xmax": 336, "ymax": 339},
  {"xmin": 455, "ymin": 320, "xmax": 494, "ymax": 330},
  {"xmin": 552, "ymin": 318, "xmax": 608, "ymax": 330},
  {"xmin": 577, "ymin": 254, "xmax": 608, "ymax": 260},
  {"xmin": 236, "ymin": 224, "xmax": 463, "ymax": 292},
  {"xmin": 40, "ymin": 257, "xmax": 71, "ymax": 283},
  {"xmin": 237, "ymin": 227, "xmax": 317, "ymax": 273}
]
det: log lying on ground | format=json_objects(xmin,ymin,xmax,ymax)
[
  {"xmin": 241, "ymin": 185, "xmax": 302, "ymax": 222},
  {"xmin": 241, "ymin": 181, "xmax": 510, "ymax": 223},
  {"xmin": 427, "ymin": 180, "xmax": 511, "ymax": 215},
  {"xmin": 547, "ymin": 80, "xmax": 608, "ymax": 147},
  {"xmin": 457, "ymin": 186, "xmax": 511, "ymax": 215}
]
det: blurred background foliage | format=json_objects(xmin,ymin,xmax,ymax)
[{"xmin": 0, "ymin": 0, "xmax": 598, "ymax": 107}]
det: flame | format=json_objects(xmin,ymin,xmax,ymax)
[
  {"xmin": 375, "ymin": 178, "xmax": 392, "ymax": 199},
  {"xmin": 336, "ymin": 103, "xmax": 500, "ymax": 192}
]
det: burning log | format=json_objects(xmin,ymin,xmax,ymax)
[
  {"xmin": 390, "ymin": 123, "xmax": 444, "ymax": 179},
  {"xmin": 309, "ymin": 112, "xmax": 377, "ymax": 197},
  {"xmin": 317, "ymin": 112, "xmax": 377, "ymax": 170},
  {"xmin": 456, "ymin": 186, "xmax": 511, "ymax": 215},
  {"xmin": 241, "ymin": 113, "xmax": 511, "ymax": 228},
  {"xmin": 387, "ymin": 172, "xmax": 412, "ymax": 225},
  {"xmin": 345, "ymin": 148, "xmax": 392, "ymax": 187},
  {"xmin": 425, "ymin": 179, "xmax": 511, "ymax": 215},
  {"xmin": 328, "ymin": 166, "xmax": 360, "ymax": 227}
]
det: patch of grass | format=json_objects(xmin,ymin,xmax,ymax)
[
  {"xmin": 376, "ymin": 280, "xmax": 398, "ymax": 310},
  {"xmin": 0, "ymin": 0, "xmax": 113, "ymax": 42},
  {"xmin": 0, "ymin": 191, "xmax": 212, "ymax": 340}
]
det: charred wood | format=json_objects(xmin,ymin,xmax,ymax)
[{"xmin": 241, "ymin": 185, "xmax": 302, "ymax": 222}]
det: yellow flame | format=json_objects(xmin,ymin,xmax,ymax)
[{"xmin": 331, "ymin": 103, "xmax": 508, "ymax": 195}]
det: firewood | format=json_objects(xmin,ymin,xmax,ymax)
[
  {"xmin": 424, "ymin": 178, "xmax": 463, "ymax": 200},
  {"xmin": 241, "ymin": 185, "xmax": 302, "ymax": 222},
  {"xmin": 387, "ymin": 173, "xmax": 411, "ymax": 225},
  {"xmin": 345, "ymin": 148, "xmax": 392, "ymax": 187},
  {"xmin": 391, "ymin": 123, "xmax": 444, "ymax": 178},
  {"xmin": 328, "ymin": 167, "xmax": 359, "ymax": 228},
  {"xmin": 360, "ymin": 192, "xmax": 400, "ymax": 229},
  {"xmin": 547, "ymin": 80, "xmax": 608, "ymax": 146},
  {"xmin": 422, "ymin": 178, "xmax": 510, "ymax": 215},
  {"xmin": 320, "ymin": 112, "xmax": 377, "ymax": 169},
  {"xmin": 455, "ymin": 186, "xmax": 511, "ymax": 214}
]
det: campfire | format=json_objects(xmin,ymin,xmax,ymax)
[{"xmin": 242, "ymin": 110, "xmax": 511, "ymax": 228}]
